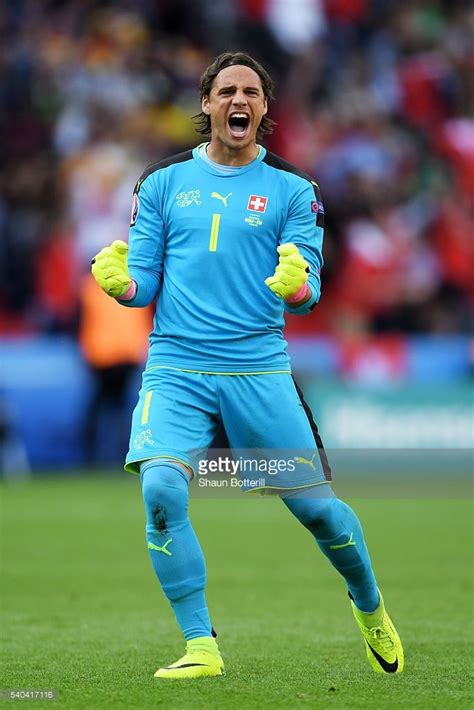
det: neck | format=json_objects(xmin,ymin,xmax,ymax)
[{"xmin": 206, "ymin": 140, "xmax": 260, "ymax": 167}]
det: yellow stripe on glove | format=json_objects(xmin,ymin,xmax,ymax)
[
  {"xmin": 91, "ymin": 240, "xmax": 132, "ymax": 298},
  {"xmin": 264, "ymin": 243, "xmax": 310, "ymax": 301}
]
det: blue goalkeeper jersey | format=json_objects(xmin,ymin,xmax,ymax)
[{"xmin": 123, "ymin": 144, "xmax": 325, "ymax": 373}]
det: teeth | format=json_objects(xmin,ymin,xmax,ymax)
[{"xmin": 230, "ymin": 113, "xmax": 248, "ymax": 118}]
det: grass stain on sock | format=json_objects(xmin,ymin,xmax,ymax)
[{"xmin": 152, "ymin": 504, "xmax": 168, "ymax": 534}]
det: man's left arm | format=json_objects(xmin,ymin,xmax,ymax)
[{"xmin": 265, "ymin": 178, "xmax": 324, "ymax": 315}]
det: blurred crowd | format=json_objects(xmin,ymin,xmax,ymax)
[{"xmin": 1, "ymin": 0, "xmax": 473, "ymax": 338}]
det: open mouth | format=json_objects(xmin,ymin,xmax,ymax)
[{"xmin": 228, "ymin": 113, "xmax": 250, "ymax": 138}]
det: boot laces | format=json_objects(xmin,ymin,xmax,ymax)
[
  {"xmin": 185, "ymin": 644, "xmax": 216, "ymax": 659},
  {"xmin": 185, "ymin": 646, "xmax": 201, "ymax": 656},
  {"xmin": 369, "ymin": 626, "xmax": 394, "ymax": 653}
]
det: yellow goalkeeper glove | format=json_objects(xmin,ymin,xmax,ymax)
[
  {"xmin": 264, "ymin": 243, "xmax": 310, "ymax": 302},
  {"xmin": 91, "ymin": 240, "xmax": 132, "ymax": 298}
]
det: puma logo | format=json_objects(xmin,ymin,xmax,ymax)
[
  {"xmin": 294, "ymin": 453, "xmax": 317, "ymax": 470},
  {"xmin": 147, "ymin": 539, "xmax": 173, "ymax": 556},
  {"xmin": 211, "ymin": 191, "xmax": 232, "ymax": 207},
  {"xmin": 329, "ymin": 532, "xmax": 356, "ymax": 550}
]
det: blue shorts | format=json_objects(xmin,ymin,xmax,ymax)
[{"xmin": 125, "ymin": 367, "xmax": 331, "ymax": 491}]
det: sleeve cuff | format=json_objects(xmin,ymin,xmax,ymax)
[
  {"xmin": 116, "ymin": 280, "xmax": 137, "ymax": 302},
  {"xmin": 283, "ymin": 285, "xmax": 320, "ymax": 315}
]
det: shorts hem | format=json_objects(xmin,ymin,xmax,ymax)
[
  {"xmin": 146, "ymin": 365, "xmax": 292, "ymax": 376},
  {"xmin": 244, "ymin": 479, "xmax": 331, "ymax": 494},
  {"xmin": 124, "ymin": 455, "xmax": 195, "ymax": 477}
]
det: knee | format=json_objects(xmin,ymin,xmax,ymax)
[
  {"xmin": 286, "ymin": 494, "xmax": 338, "ymax": 529},
  {"xmin": 141, "ymin": 462, "xmax": 188, "ymax": 524},
  {"xmin": 305, "ymin": 497, "xmax": 338, "ymax": 528}
]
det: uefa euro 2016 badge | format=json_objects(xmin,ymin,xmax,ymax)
[
  {"xmin": 244, "ymin": 215, "xmax": 263, "ymax": 227},
  {"xmin": 130, "ymin": 193, "xmax": 140, "ymax": 226}
]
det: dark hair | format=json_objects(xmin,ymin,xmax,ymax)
[{"xmin": 193, "ymin": 52, "xmax": 276, "ymax": 139}]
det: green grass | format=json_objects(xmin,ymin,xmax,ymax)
[{"xmin": 1, "ymin": 474, "xmax": 473, "ymax": 709}]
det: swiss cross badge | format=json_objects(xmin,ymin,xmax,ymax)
[{"xmin": 247, "ymin": 195, "xmax": 268, "ymax": 213}]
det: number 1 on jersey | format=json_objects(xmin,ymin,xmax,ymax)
[{"xmin": 209, "ymin": 213, "xmax": 221, "ymax": 252}]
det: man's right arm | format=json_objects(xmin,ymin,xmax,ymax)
[
  {"xmin": 122, "ymin": 172, "xmax": 165, "ymax": 307},
  {"xmin": 91, "ymin": 173, "xmax": 166, "ymax": 308}
]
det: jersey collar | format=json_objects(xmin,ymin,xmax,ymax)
[{"xmin": 192, "ymin": 143, "xmax": 266, "ymax": 176}]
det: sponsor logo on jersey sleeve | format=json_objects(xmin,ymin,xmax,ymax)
[
  {"xmin": 247, "ymin": 195, "xmax": 268, "ymax": 213},
  {"xmin": 130, "ymin": 193, "xmax": 140, "ymax": 226},
  {"xmin": 311, "ymin": 200, "xmax": 324, "ymax": 214}
]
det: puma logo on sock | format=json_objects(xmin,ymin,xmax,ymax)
[
  {"xmin": 330, "ymin": 532, "xmax": 356, "ymax": 550},
  {"xmin": 148, "ymin": 538, "xmax": 173, "ymax": 556}
]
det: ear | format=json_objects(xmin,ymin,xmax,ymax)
[
  {"xmin": 263, "ymin": 97, "xmax": 268, "ymax": 116},
  {"xmin": 202, "ymin": 95, "xmax": 211, "ymax": 116}
]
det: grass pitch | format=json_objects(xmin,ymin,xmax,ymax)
[{"xmin": 1, "ymin": 474, "xmax": 473, "ymax": 709}]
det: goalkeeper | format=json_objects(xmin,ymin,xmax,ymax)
[{"xmin": 91, "ymin": 52, "xmax": 403, "ymax": 680}]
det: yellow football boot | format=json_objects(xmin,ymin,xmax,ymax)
[
  {"xmin": 154, "ymin": 636, "xmax": 224, "ymax": 680},
  {"xmin": 351, "ymin": 590, "xmax": 404, "ymax": 674}
]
